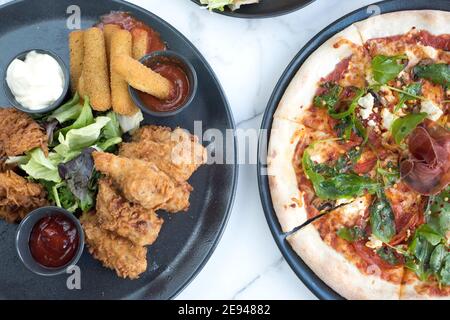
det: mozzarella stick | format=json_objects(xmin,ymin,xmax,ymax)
[
  {"xmin": 103, "ymin": 24, "xmax": 121, "ymax": 63},
  {"xmin": 83, "ymin": 27, "xmax": 111, "ymax": 111},
  {"xmin": 78, "ymin": 73, "xmax": 87, "ymax": 99},
  {"xmin": 112, "ymin": 54, "xmax": 172, "ymax": 100},
  {"xmin": 110, "ymin": 29, "xmax": 139, "ymax": 115},
  {"xmin": 69, "ymin": 30, "xmax": 84, "ymax": 94},
  {"xmin": 131, "ymin": 28, "xmax": 149, "ymax": 60}
]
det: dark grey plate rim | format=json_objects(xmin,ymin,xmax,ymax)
[
  {"xmin": 0, "ymin": 0, "xmax": 238, "ymax": 300},
  {"xmin": 257, "ymin": 0, "xmax": 450, "ymax": 300},
  {"xmin": 190, "ymin": 0, "xmax": 316, "ymax": 19}
]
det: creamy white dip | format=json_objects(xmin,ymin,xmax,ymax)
[{"xmin": 6, "ymin": 51, "xmax": 64, "ymax": 110}]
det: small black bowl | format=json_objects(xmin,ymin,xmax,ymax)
[
  {"xmin": 129, "ymin": 50, "xmax": 198, "ymax": 117},
  {"xmin": 15, "ymin": 206, "xmax": 84, "ymax": 276},
  {"xmin": 3, "ymin": 49, "xmax": 70, "ymax": 114}
]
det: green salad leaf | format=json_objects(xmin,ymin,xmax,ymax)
[
  {"xmin": 20, "ymin": 148, "xmax": 61, "ymax": 183},
  {"xmin": 54, "ymin": 116, "xmax": 110, "ymax": 161},
  {"xmin": 390, "ymin": 113, "xmax": 427, "ymax": 144},
  {"xmin": 414, "ymin": 63, "xmax": 450, "ymax": 86},
  {"xmin": 58, "ymin": 96, "xmax": 95, "ymax": 136},
  {"xmin": 200, "ymin": 0, "xmax": 233, "ymax": 11},
  {"xmin": 371, "ymin": 54, "xmax": 407, "ymax": 84},
  {"xmin": 47, "ymin": 93, "xmax": 81, "ymax": 124}
]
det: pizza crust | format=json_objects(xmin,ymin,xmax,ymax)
[
  {"xmin": 267, "ymin": 118, "xmax": 308, "ymax": 232},
  {"xmin": 274, "ymin": 24, "xmax": 363, "ymax": 123},
  {"xmin": 355, "ymin": 10, "xmax": 450, "ymax": 42},
  {"xmin": 288, "ymin": 224, "xmax": 402, "ymax": 300}
]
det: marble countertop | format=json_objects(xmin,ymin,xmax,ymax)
[{"xmin": 0, "ymin": 0, "xmax": 378, "ymax": 300}]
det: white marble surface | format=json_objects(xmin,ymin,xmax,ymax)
[{"xmin": 0, "ymin": 0, "xmax": 379, "ymax": 299}]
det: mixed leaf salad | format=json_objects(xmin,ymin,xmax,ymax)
[
  {"xmin": 8, "ymin": 94, "xmax": 124, "ymax": 213},
  {"xmin": 199, "ymin": 0, "xmax": 258, "ymax": 11}
]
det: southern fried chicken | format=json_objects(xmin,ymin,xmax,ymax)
[
  {"xmin": 93, "ymin": 152, "xmax": 175, "ymax": 210},
  {"xmin": 0, "ymin": 108, "xmax": 48, "ymax": 157},
  {"xmin": 80, "ymin": 212, "xmax": 148, "ymax": 279},
  {"xmin": 119, "ymin": 126, "xmax": 207, "ymax": 183},
  {"xmin": 0, "ymin": 170, "xmax": 48, "ymax": 223},
  {"xmin": 96, "ymin": 178, "xmax": 163, "ymax": 246}
]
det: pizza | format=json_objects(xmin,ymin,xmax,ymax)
[{"xmin": 267, "ymin": 10, "xmax": 450, "ymax": 300}]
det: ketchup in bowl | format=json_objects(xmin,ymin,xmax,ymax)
[
  {"xmin": 138, "ymin": 58, "xmax": 190, "ymax": 113},
  {"xmin": 29, "ymin": 214, "xmax": 79, "ymax": 268}
]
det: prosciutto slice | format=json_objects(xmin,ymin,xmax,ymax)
[{"xmin": 400, "ymin": 120, "xmax": 450, "ymax": 195}]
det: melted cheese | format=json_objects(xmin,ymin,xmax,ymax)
[
  {"xmin": 421, "ymin": 100, "xmax": 444, "ymax": 121},
  {"xmin": 381, "ymin": 108, "xmax": 398, "ymax": 130},
  {"xmin": 358, "ymin": 93, "xmax": 375, "ymax": 120}
]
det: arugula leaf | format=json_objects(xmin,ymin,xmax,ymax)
[
  {"xmin": 441, "ymin": 255, "xmax": 450, "ymax": 285},
  {"xmin": 47, "ymin": 93, "xmax": 81, "ymax": 124},
  {"xmin": 337, "ymin": 226, "xmax": 365, "ymax": 242},
  {"xmin": 427, "ymin": 187, "xmax": 450, "ymax": 237},
  {"xmin": 314, "ymin": 83, "xmax": 342, "ymax": 110},
  {"xmin": 414, "ymin": 63, "xmax": 450, "ymax": 86},
  {"xmin": 390, "ymin": 113, "xmax": 427, "ymax": 144},
  {"xmin": 415, "ymin": 224, "xmax": 444, "ymax": 246},
  {"xmin": 302, "ymin": 142, "xmax": 379, "ymax": 200},
  {"xmin": 372, "ymin": 54, "xmax": 407, "ymax": 84},
  {"xmin": 394, "ymin": 83, "xmax": 422, "ymax": 112},
  {"xmin": 376, "ymin": 162, "xmax": 400, "ymax": 187},
  {"xmin": 317, "ymin": 174, "xmax": 379, "ymax": 200},
  {"xmin": 20, "ymin": 148, "xmax": 61, "ymax": 183},
  {"xmin": 430, "ymin": 244, "xmax": 447, "ymax": 274},
  {"xmin": 377, "ymin": 246, "xmax": 400, "ymax": 265},
  {"xmin": 329, "ymin": 89, "xmax": 365, "ymax": 119},
  {"xmin": 370, "ymin": 196, "xmax": 396, "ymax": 243}
]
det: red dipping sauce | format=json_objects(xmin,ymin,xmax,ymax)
[
  {"xmin": 138, "ymin": 58, "xmax": 190, "ymax": 113},
  {"xmin": 97, "ymin": 11, "xmax": 166, "ymax": 53},
  {"xmin": 29, "ymin": 214, "xmax": 79, "ymax": 268}
]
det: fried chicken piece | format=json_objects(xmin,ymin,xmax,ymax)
[
  {"xmin": 96, "ymin": 178, "xmax": 163, "ymax": 246},
  {"xmin": 93, "ymin": 152, "xmax": 175, "ymax": 210},
  {"xmin": 80, "ymin": 212, "xmax": 147, "ymax": 279},
  {"xmin": 120, "ymin": 126, "xmax": 207, "ymax": 183},
  {"xmin": 0, "ymin": 108, "xmax": 48, "ymax": 157},
  {"xmin": 0, "ymin": 170, "xmax": 48, "ymax": 223},
  {"xmin": 158, "ymin": 181, "xmax": 192, "ymax": 213}
]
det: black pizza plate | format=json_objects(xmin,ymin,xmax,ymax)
[
  {"xmin": 0, "ymin": 0, "xmax": 237, "ymax": 300},
  {"xmin": 191, "ymin": 0, "xmax": 315, "ymax": 18},
  {"xmin": 257, "ymin": 0, "xmax": 450, "ymax": 300}
]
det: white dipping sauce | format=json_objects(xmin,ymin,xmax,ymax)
[{"xmin": 6, "ymin": 50, "xmax": 64, "ymax": 110}]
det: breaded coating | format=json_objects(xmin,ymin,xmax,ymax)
[
  {"xmin": 0, "ymin": 171, "xmax": 48, "ymax": 223},
  {"xmin": 158, "ymin": 181, "xmax": 192, "ymax": 213},
  {"xmin": 103, "ymin": 24, "xmax": 121, "ymax": 64},
  {"xmin": 120, "ymin": 126, "xmax": 207, "ymax": 182},
  {"xmin": 96, "ymin": 178, "xmax": 163, "ymax": 246},
  {"xmin": 110, "ymin": 29, "xmax": 139, "ymax": 116},
  {"xmin": 0, "ymin": 108, "xmax": 47, "ymax": 157},
  {"xmin": 112, "ymin": 54, "xmax": 172, "ymax": 100},
  {"xmin": 80, "ymin": 212, "xmax": 147, "ymax": 279},
  {"xmin": 69, "ymin": 30, "xmax": 84, "ymax": 94},
  {"xmin": 83, "ymin": 27, "xmax": 111, "ymax": 111},
  {"xmin": 131, "ymin": 28, "xmax": 149, "ymax": 60},
  {"xmin": 93, "ymin": 152, "xmax": 175, "ymax": 210}
]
